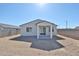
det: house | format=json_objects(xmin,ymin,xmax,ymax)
[
  {"xmin": 75, "ymin": 26, "xmax": 79, "ymax": 29},
  {"xmin": 0, "ymin": 23, "xmax": 20, "ymax": 37},
  {"xmin": 20, "ymin": 19, "xmax": 57, "ymax": 39}
]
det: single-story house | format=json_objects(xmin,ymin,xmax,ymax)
[
  {"xmin": 75, "ymin": 26, "xmax": 79, "ymax": 29},
  {"xmin": 20, "ymin": 19, "xmax": 57, "ymax": 39},
  {"xmin": 0, "ymin": 23, "xmax": 20, "ymax": 37}
]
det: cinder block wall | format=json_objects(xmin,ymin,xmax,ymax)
[{"xmin": 0, "ymin": 29, "xmax": 20, "ymax": 37}]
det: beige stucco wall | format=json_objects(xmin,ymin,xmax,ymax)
[{"xmin": 20, "ymin": 21, "xmax": 57, "ymax": 36}]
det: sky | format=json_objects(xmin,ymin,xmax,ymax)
[{"xmin": 0, "ymin": 3, "xmax": 79, "ymax": 28}]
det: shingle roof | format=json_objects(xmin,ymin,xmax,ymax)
[
  {"xmin": 75, "ymin": 26, "xmax": 79, "ymax": 29},
  {"xmin": 20, "ymin": 19, "xmax": 57, "ymax": 26},
  {"xmin": 0, "ymin": 23, "xmax": 20, "ymax": 29}
]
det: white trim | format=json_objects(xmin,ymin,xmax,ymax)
[
  {"xmin": 37, "ymin": 25, "xmax": 39, "ymax": 39},
  {"xmin": 50, "ymin": 25, "xmax": 53, "ymax": 39}
]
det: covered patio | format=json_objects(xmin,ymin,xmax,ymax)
[{"xmin": 36, "ymin": 21, "xmax": 57, "ymax": 39}]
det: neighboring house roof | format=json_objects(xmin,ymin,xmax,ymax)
[
  {"xmin": 75, "ymin": 26, "xmax": 79, "ymax": 29},
  {"xmin": 20, "ymin": 19, "xmax": 57, "ymax": 26},
  {"xmin": 0, "ymin": 23, "xmax": 20, "ymax": 29}
]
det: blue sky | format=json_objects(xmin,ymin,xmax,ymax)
[{"xmin": 0, "ymin": 3, "xmax": 79, "ymax": 28}]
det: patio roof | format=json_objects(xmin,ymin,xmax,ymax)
[{"xmin": 36, "ymin": 20, "xmax": 57, "ymax": 26}]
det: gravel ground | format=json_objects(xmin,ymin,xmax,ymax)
[{"xmin": 0, "ymin": 35, "xmax": 79, "ymax": 56}]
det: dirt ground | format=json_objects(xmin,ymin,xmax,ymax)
[
  {"xmin": 58, "ymin": 29, "xmax": 79, "ymax": 40},
  {"xmin": 0, "ymin": 35, "xmax": 79, "ymax": 56}
]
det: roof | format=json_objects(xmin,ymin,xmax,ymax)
[
  {"xmin": 75, "ymin": 26, "xmax": 79, "ymax": 29},
  {"xmin": 0, "ymin": 23, "xmax": 20, "ymax": 29},
  {"xmin": 20, "ymin": 19, "xmax": 57, "ymax": 26}
]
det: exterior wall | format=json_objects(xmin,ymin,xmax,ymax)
[
  {"xmin": 20, "ymin": 22, "xmax": 37, "ymax": 36},
  {"xmin": 20, "ymin": 21, "xmax": 57, "ymax": 36}
]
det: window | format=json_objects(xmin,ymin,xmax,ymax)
[
  {"xmin": 16, "ymin": 29, "xmax": 18, "ymax": 30},
  {"xmin": 52, "ymin": 28, "xmax": 54, "ymax": 32},
  {"xmin": 49, "ymin": 27, "xmax": 54, "ymax": 32},
  {"xmin": 26, "ymin": 27, "xmax": 32, "ymax": 32}
]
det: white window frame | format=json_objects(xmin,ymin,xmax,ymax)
[{"xmin": 26, "ymin": 27, "xmax": 32, "ymax": 32}]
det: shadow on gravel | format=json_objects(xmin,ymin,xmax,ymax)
[
  {"xmin": 31, "ymin": 39, "xmax": 64, "ymax": 51},
  {"xmin": 10, "ymin": 36, "xmax": 64, "ymax": 51}
]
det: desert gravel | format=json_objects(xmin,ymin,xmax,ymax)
[{"xmin": 0, "ymin": 35, "xmax": 79, "ymax": 56}]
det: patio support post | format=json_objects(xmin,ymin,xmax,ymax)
[
  {"xmin": 54, "ymin": 27, "xmax": 57, "ymax": 35},
  {"xmin": 54, "ymin": 27, "xmax": 56, "ymax": 35},
  {"xmin": 37, "ymin": 25, "xmax": 39, "ymax": 39},
  {"xmin": 50, "ymin": 25, "xmax": 52, "ymax": 39}
]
